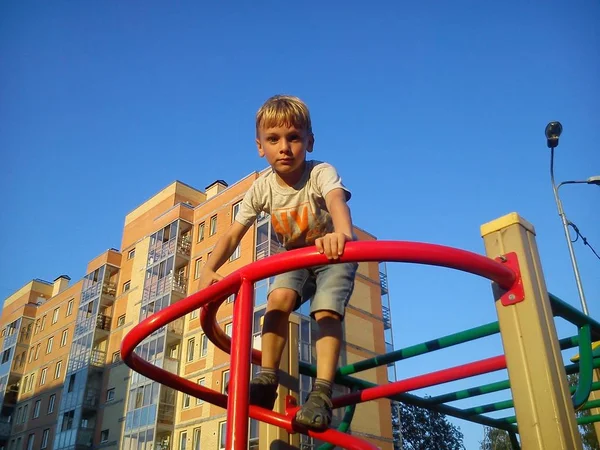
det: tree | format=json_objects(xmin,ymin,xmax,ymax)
[
  {"xmin": 393, "ymin": 400, "xmax": 465, "ymax": 450},
  {"xmin": 568, "ymin": 374, "xmax": 600, "ymax": 450},
  {"xmin": 479, "ymin": 427, "xmax": 513, "ymax": 450}
]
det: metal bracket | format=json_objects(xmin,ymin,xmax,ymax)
[{"xmin": 495, "ymin": 252, "xmax": 525, "ymax": 306}]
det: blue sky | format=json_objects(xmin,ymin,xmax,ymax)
[{"xmin": 1, "ymin": 1, "xmax": 598, "ymax": 448}]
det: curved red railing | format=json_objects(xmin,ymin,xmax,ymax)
[{"xmin": 121, "ymin": 241, "xmax": 518, "ymax": 450}]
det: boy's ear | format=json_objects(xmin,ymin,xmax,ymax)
[
  {"xmin": 306, "ymin": 133, "xmax": 315, "ymax": 153},
  {"xmin": 256, "ymin": 138, "xmax": 265, "ymax": 157}
]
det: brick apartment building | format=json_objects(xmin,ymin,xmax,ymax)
[{"xmin": 0, "ymin": 170, "xmax": 397, "ymax": 450}]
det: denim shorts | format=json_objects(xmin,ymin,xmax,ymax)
[{"xmin": 267, "ymin": 262, "xmax": 359, "ymax": 319}]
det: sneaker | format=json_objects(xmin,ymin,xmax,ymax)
[
  {"xmin": 295, "ymin": 390, "xmax": 332, "ymax": 430},
  {"xmin": 225, "ymin": 373, "xmax": 278, "ymax": 410}
]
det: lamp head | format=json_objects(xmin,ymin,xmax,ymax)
[
  {"xmin": 587, "ymin": 175, "xmax": 600, "ymax": 186},
  {"xmin": 545, "ymin": 121, "xmax": 563, "ymax": 148}
]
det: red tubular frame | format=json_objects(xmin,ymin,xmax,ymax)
[{"xmin": 121, "ymin": 241, "xmax": 518, "ymax": 450}]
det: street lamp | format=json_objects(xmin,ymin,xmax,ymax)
[{"xmin": 546, "ymin": 122, "xmax": 599, "ymax": 316}]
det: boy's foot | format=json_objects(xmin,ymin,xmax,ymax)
[
  {"xmin": 295, "ymin": 390, "xmax": 333, "ymax": 430},
  {"xmin": 249, "ymin": 374, "xmax": 278, "ymax": 410},
  {"xmin": 224, "ymin": 371, "xmax": 279, "ymax": 410}
]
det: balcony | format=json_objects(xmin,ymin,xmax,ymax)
[
  {"xmin": 96, "ymin": 314, "xmax": 112, "ymax": 332},
  {"xmin": 379, "ymin": 271, "xmax": 388, "ymax": 296},
  {"xmin": 255, "ymin": 239, "xmax": 284, "ymax": 261},
  {"xmin": 142, "ymin": 275, "xmax": 188, "ymax": 303},
  {"xmin": 82, "ymin": 387, "xmax": 100, "ymax": 409},
  {"xmin": 163, "ymin": 357, "xmax": 179, "ymax": 375},
  {"xmin": 156, "ymin": 404, "xmax": 175, "ymax": 426},
  {"xmin": 382, "ymin": 305, "xmax": 392, "ymax": 330},
  {"xmin": 89, "ymin": 349, "xmax": 106, "ymax": 368}
]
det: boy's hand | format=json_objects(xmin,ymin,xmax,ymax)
[
  {"xmin": 197, "ymin": 269, "xmax": 223, "ymax": 291},
  {"xmin": 315, "ymin": 232, "xmax": 352, "ymax": 260}
]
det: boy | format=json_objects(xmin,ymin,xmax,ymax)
[{"xmin": 198, "ymin": 95, "xmax": 358, "ymax": 430}]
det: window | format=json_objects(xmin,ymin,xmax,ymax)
[
  {"xmin": 194, "ymin": 258, "xmax": 203, "ymax": 279},
  {"xmin": 112, "ymin": 351, "xmax": 121, "ymax": 363},
  {"xmin": 229, "ymin": 245, "xmax": 241, "ymax": 261},
  {"xmin": 61, "ymin": 410, "xmax": 75, "ymax": 431},
  {"xmin": 219, "ymin": 421, "xmax": 227, "ymax": 450},
  {"xmin": 60, "ymin": 330, "xmax": 68, "ymax": 347},
  {"xmin": 221, "ymin": 371, "xmax": 230, "ymax": 394},
  {"xmin": 22, "ymin": 404, "xmax": 28, "ymax": 423},
  {"xmin": 26, "ymin": 433, "xmax": 34, "ymax": 450},
  {"xmin": 226, "ymin": 294, "xmax": 235, "ymax": 303},
  {"xmin": 197, "ymin": 222, "xmax": 205, "ymax": 242},
  {"xmin": 66, "ymin": 299, "xmax": 73, "ymax": 316},
  {"xmin": 34, "ymin": 344, "xmax": 40, "ymax": 360},
  {"xmin": 196, "ymin": 378, "xmax": 205, "ymax": 405},
  {"xmin": 16, "ymin": 407, "xmax": 22, "ymax": 424},
  {"xmin": 40, "ymin": 367, "xmax": 47, "ymax": 385},
  {"xmin": 117, "ymin": 315, "xmax": 126, "ymax": 326},
  {"xmin": 187, "ymin": 338, "xmax": 195, "ymax": 362},
  {"xmin": 191, "ymin": 309, "xmax": 199, "ymax": 319},
  {"xmin": 180, "ymin": 431, "xmax": 188, "ymax": 450},
  {"xmin": 41, "ymin": 429, "xmax": 50, "ymax": 449},
  {"xmin": 41, "ymin": 315, "xmax": 46, "ymax": 331},
  {"xmin": 193, "ymin": 428, "xmax": 201, "ymax": 450},
  {"xmin": 183, "ymin": 393, "xmax": 190, "ymax": 409},
  {"xmin": 123, "ymin": 281, "xmax": 131, "ymax": 292},
  {"xmin": 128, "ymin": 248, "xmax": 136, "ymax": 259},
  {"xmin": 47, "ymin": 394, "xmax": 56, "ymax": 414},
  {"xmin": 52, "ymin": 308, "xmax": 59, "ymax": 324},
  {"xmin": 200, "ymin": 334, "xmax": 208, "ymax": 357},
  {"xmin": 54, "ymin": 361, "xmax": 62, "ymax": 379},
  {"xmin": 225, "ymin": 323, "xmax": 232, "ymax": 337},
  {"xmin": 33, "ymin": 400, "xmax": 41, "ymax": 418},
  {"xmin": 67, "ymin": 374, "xmax": 76, "ymax": 392},
  {"xmin": 106, "ymin": 388, "xmax": 115, "ymax": 402},
  {"xmin": 46, "ymin": 337, "xmax": 53, "ymax": 354},
  {"xmin": 232, "ymin": 201, "xmax": 242, "ymax": 223},
  {"xmin": 100, "ymin": 429, "xmax": 109, "ymax": 443},
  {"xmin": 209, "ymin": 215, "xmax": 217, "ymax": 235}
]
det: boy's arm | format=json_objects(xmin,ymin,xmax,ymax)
[
  {"xmin": 316, "ymin": 188, "xmax": 354, "ymax": 259},
  {"xmin": 198, "ymin": 221, "xmax": 251, "ymax": 289}
]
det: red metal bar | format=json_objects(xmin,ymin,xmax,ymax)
[
  {"xmin": 333, "ymin": 355, "xmax": 507, "ymax": 409},
  {"xmin": 122, "ymin": 241, "xmax": 519, "ymax": 450},
  {"xmin": 225, "ymin": 279, "xmax": 254, "ymax": 450}
]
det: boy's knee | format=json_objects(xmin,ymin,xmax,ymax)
[
  {"xmin": 267, "ymin": 288, "xmax": 297, "ymax": 312},
  {"xmin": 313, "ymin": 310, "xmax": 342, "ymax": 322}
]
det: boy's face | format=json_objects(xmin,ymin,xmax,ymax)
[{"xmin": 256, "ymin": 124, "xmax": 314, "ymax": 179}]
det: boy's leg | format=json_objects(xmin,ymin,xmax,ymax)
[
  {"xmin": 250, "ymin": 269, "xmax": 311, "ymax": 410},
  {"xmin": 295, "ymin": 262, "xmax": 358, "ymax": 430}
]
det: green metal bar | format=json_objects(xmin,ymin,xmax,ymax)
[
  {"xmin": 426, "ymin": 334, "xmax": 582, "ymax": 405},
  {"xmin": 572, "ymin": 325, "xmax": 593, "ymax": 410},
  {"xmin": 458, "ymin": 381, "xmax": 600, "ymax": 416},
  {"xmin": 578, "ymin": 414, "xmax": 600, "ymax": 425},
  {"xmin": 549, "ymin": 293, "xmax": 600, "ymax": 339},
  {"xmin": 337, "ymin": 321, "xmax": 500, "ymax": 377},
  {"xmin": 582, "ymin": 399, "xmax": 600, "ymax": 410},
  {"xmin": 509, "ymin": 432, "xmax": 521, "ymax": 450},
  {"xmin": 300, "ymin": 362, "xmax": 519, "ymax": 434}
]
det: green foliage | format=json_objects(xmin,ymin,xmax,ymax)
[
  {"xmin": 391, "ymin": 400, "xmax": 465, "ymax": 450},
  {"xmin": 479, "ymin": 427, "xmax": 513, "ymax": 450}
]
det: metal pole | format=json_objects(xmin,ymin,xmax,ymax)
[{"xmin": 550, "ymin": 147, "xmax": 590, "ymax": 316}]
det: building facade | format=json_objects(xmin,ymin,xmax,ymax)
[{"xmin": 0, "ymin": 171, "xmax": 396, "ymax": 450}]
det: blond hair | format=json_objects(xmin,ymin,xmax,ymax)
[{"xmin": 255, "ymin": 95, "xmax": 313, "ymax": 136}]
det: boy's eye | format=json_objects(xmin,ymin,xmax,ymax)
[{"xmin": 267, "ymin": 137, "xmax": 278, "ymax": 143}]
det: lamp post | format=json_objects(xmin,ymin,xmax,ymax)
[{"xmin": 546, "ymin": 121, "xmax": 600, "ymax": 316}]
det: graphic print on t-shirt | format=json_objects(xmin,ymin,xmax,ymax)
[{"xmin": 270, "ymin": 202, "xmax": 329, "ymax": 248}]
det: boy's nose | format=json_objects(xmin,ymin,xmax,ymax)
[{"xmin": 278, "ymin": 139, "xmax": 291, "ymax": 152}]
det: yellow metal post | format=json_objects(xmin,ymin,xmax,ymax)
[
  {"xmin": 591, "ymin": 367, "xmax": 600, "ymax": 443},
  {"xmin": 259, "ymin": 314, "xmax": 300, "ymax": 450},
  {"xmin": 481, "ymin": 212, "xmax": 582, "ymax": 449}
]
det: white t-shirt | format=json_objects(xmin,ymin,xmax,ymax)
[{"xmin": 235, "ymin": 160, "xmax": 351, "ymax": 250}]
